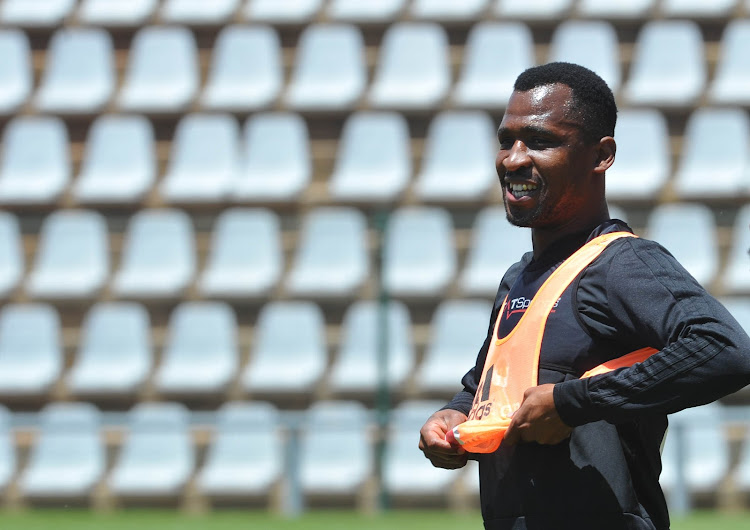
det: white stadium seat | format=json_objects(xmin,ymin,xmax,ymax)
[
  {"xmin": 73, "ymin": 115, "xmax": 156, "ymax": 204},
  {"xmin": 0, "ymin": 116, "xmax": 70, "ymax": 205},
  {"xmin": 198, "ymin": 208, "xmax": 283, "ymax": 297},
  {"xmin": 284, "ymin": 24, "xmax": 366, "ymax": 110},
  {"xmin": 1, "ymin": 0, "xmax": 76, "ymax": 26},
  {"xmin": 196, "ymin": 401, "xmax": 284, "ymax": 496},
  {"xmin": 34, "ymin": 28, "xmax": 114, "ymax": 114},
  {"xmin": 111, "ymin": 209, "xmax": 195, "ymax": 298},
  {"xmin": 452, "ymin": 21, "xmax": 534, "ymax": 109},
  {"xmin": 26, "ymin": 209, "xmax": 109, "ymax": 299},
  {"xmin": 19, "ymin": 403, "xmax": 105, "ymax": 498},
  {"xmin": 383, "ymin": 207, "xmax": 456, "ymax": 297},
  {"xmin": 154, "ymin": 302, "xmax": 238, "ymax": 395},
  {"xmin": 327, "ymin": 300, "xmax": 414, "ymax": 395},
  {"xmin": 708, "ymin": 20, "xmax": 750, "ymax": 106},
  {"xmin": 326, "ymin": 0, "xmax": 406, "ymax": 21},
  {"xmin": 328, "ymin": 112, "xmax": 411, "ymax": 202},
  {"xmin": 108, "ymin": 403, "xmax": 194, "ymax": 497},
  {"xmin": 243, "ymin": 0, "xmax": 324, "ymax": 23},
  {"xmin": 285, "ymin": 207, "xmax": 369, "ymax": 298},
  {"xmin": 66, "ymin": 302, "xmax": 152, "ymax": 396},
  {"xmin": 414, "ymin": 111, "xmax": 497, "ymax": 201},
  {"xmin": 200, "ymin": 25, "xmax": 282, "ymax": 111},
  {"xmin": 159, "ymin": 113, "xmax": 240, "ymax": 203},
  {"xmin": 160, "ymin": 0, "xmax": 240, "ymax": 24},
  {"xmin": 0, "ymin": 30, "xmax": 31, "ymax": 115},
  {"xmin": 77, "ymin": 0, "xmax": 158, "ymax": 26},
  {"xmin": 0, "ymin": 304, "xmax": 61, "ymax": 396},
  {"xmin": 368, "ymin": 23, "xmax": 450, "ymax": 110},
  {"xmin": 623, "ymin": 21, "xmax": 706, "ymax": 108},
  {"xmin": 241, "ymin": 301, "xmax": 326, "ymax": 395},
  {"xmin": 0, "ymin": 212, "xmax": 23, "ymax": 298},
  {"xmin": 117, "ymin": 26, "xmax": 198, "ymax": 113}
]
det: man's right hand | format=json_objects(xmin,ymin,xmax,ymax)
[{"xmin": 418, "ymin": 408, "xmax": 469, "ymax": 469}]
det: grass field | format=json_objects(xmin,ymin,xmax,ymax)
[{"xmin": 0, "ymin": 509, "xmax": 748, "ymax": 530}]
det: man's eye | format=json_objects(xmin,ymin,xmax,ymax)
[{"xmin": 498, "ymin": 138, "xmax": 513, "ymax": 150}]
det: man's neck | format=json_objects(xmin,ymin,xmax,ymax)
[{"xmin": 531, "ymin": 211, "xmax": 610, "ymax": 260}]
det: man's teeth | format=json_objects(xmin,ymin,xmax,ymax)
[{"xmin": 509, "ymin": 183, "xmax": 538, "ymax": 198}]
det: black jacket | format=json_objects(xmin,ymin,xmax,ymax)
[{"xmin": 444, "ymin": 220, "xmax": 750, "ymax": 530}]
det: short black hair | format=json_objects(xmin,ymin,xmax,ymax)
[{"xmin": 514, "ymin": 62, "xmax": 617, "ymax": 143}]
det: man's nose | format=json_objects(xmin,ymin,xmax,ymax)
[{"xmin": 503, "ymin": 140, "xmax": 532, "ymax": 171}]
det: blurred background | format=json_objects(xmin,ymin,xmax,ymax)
[{"xmin": 0, "ymin": 0, "xmax": 748, "ymax": 527}]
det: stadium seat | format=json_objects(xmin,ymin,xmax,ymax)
[
  {"xmin": 452, "ymin": 22, "xmax": 534, "ymax": 109},
  {"xmin": 284, "ymin": 24, "xmax": 365, "ymax": 110},
  {"xmin": 605, "ymin": 109, "xmax": 670, "ymax": 201},
  {"xmin": 0, "ymin": 304, "xmax": 61, "ymax": 396},
  {"xmin": 660, "ymin": 403, "xmax": 730, "ymax": 500},
  {"xmin": 18, "ymin": 402, "xmax": 105, "ymax": 498},
  {"xmin": 198, "ymin": 208, "xmax": 283, "ymax": 297},
  {"xmin": 328, "ymin": 111, "xmax": 411, "ymax": 202},
  {"xmin": 196, "ymin": 401, "xmax": 284, "ymax": 496},
  {"xmin": 25, "ymin": 209, "xmax": 109, "ymax": 299},
  {"xmin": 241, "ymin": 301, "xmax": 326, "ymax": 396},
  {"xmin": 577, "ymin": 0, "xmax": 655, "ymax": 18},
  {"xmin": 708, "ymin": 20, "xmax": 750, "ymax": 106},
  {"xmin": 547, "ymin": 20, "xmax": 621, "ymax": 94},
  {"xmin": 298, "ymin": 400, "xmax": 373, "ymax": 499},
  {"xmin": 413, "ymin": 110, "xmax": 497, "ymax": 201},
  {"xmin": 382, "ymin": 207, "xmax": 456, "ymax": 297},
  {"xmin": 673, "ymin": 108, "xmax": 750, "ymax": 200},
  {"xmin": 72, "ymin": 115, "xmax": 156, "ymax": 204},
  {"xmin": 646, "ymin": 203, "xmax": 719, "ymax": 288},
  {"xmin": 623, "ymin": 21, "xmax": 706, "ymax": 108},
  {"xmin": 160, "ymin": 0, "xmax": 240, "ymax": 23},
  {"xmin": 459, "ymin": 207, "xmax": 532, "ymax": 296},
  {"xmin": 0, "ymin": 116, "xmax": 70, "ymax": 205},
  {"xmin": 721, "ymin": 298, "xmax": 750, "ymax": 337},
  {"xmin": 326, "ymin": 0, "xmax": 406, "ymax": 21},
  {"xmin": 1, "ymin": 0, "xmax": 76, "ymax": 26},
  {"xmin": 117, "ymin": 26, "xmax": 198, "ymax": 113},
  {"xmin": 200, "ymin": 25, "xmax": 282, "ymax": 111},
  {"xmin": 0, "ymin": 212, "xmax": 23, "ymax": 298},
  {"xmin": 410, "ymin": 0, "xmax": 489, "ymax": 20},
  {"xmin": 111, "ymin": 209, "xmax": 195, "ymax": 299},
  {"xmin": 368, "ymin": 23, "xmax": 450, "ymax": 110},
  {"xmin": 159, "ymin": 113, "xmax": 239, "ymax": 203},
  {"xmin": 493, "ymin": 0, "xmax": 574, "ymax": 20},
  {"xmin": 77, "ymin": 0, "xmax": 158, "ymax": 26},
  {"xmin": 383, "ymin": 400, "xmax": 464, "ymax": 496},
  {"xmin": 66, "ymin": 302, "xmax": 152, "ymax": 396},
  {"xmin": 0, "ymin": 29, "xmax": 31, "ymax": 115},
  {"xmin": 0, "ymin": 406, "xmax": 14, "ymax": 492},
  {"xmin": 721, "ymin": 205, "xmax": 750, "ymax": 295},
  {"xmin": 154, "ymin": 302, "xmax": 238, "ymax": 395},
  {"xmin": 108, "ymin": 402, "xmax": 194, "ymax": 497},
  {"xmin": 415, "ymin": 300, "xmax": 492, "ymax": 394},
  {"xmin": 661, "ymin": 0, "xmax": 738, "ymax": 17},
  {"xmin": 327, "ymin": 300, "xmax": 414, "ymax": 395},
  {"xmin": 233, "ymin": 112, "xmax": 311, "ymax": 202},
  {"xmin": 34, "ymin": 27, "xmax": 114, "ymax": 114},
  {"xmin": 285, "ymin": 207, "xmax": 369, "ymax": 298},
  {"xmin": 242, "ymin": 0, "xmax": 324, "ymax": 22}
]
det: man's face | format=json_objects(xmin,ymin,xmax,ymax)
[{"xmin": 496, "ymin": 83, "xmax": 600, "ymax": 229}]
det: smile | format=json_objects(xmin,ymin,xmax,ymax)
[{"xmin": 508, "ymin": 182, "xmax": 538, "ymax": 199}]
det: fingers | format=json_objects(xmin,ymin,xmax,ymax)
[{"xmin": 418, "ymin": 410, "xmax": 469, "ymax": 469}]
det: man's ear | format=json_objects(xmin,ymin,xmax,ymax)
[{"xmin": 593, "ymin": 136, "xmax": 616, "ymax": 175}]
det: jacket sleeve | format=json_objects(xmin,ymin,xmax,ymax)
[
  {"xmin": 555, "ymin": 237, "xmax": 750, "ymax": 426},
  {"xmin": 442, "ymin": 255, "xmax": 531, "ymax": 415}
]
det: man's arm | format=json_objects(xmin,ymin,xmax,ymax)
[{"xmin": 556, "ymin": 237, "xmax": 750, "ymax": 426}]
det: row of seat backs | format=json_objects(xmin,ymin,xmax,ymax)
[
  {"xmin": 2, "ymin": 0, "xmax": 747, "ymax": 27},
  {"xmin": 1, "ymin": 106, "xmax": 750, "ymax": 206},
  {"xmin": 1, "ymin": 202, "xmax": 749, "ymax": 302},
  {"xmin": 1, "ymin": 19, "xmax": 750, "ymax": 114},
  {"xmin": 3, "ymin": 399, "xmax": 750, "ymax": 502},
  {"xmin": 0, "ymin": 297, "xmax": 493, "ymax": 397},
  {"xmin": 0, "ymin": 293, "xmax": 747, "ymax": 399},
  {"xmin": 0, "ymin": 399, "xmax": 471, "ymax": 498}
]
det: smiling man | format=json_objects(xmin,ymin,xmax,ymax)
[{"xmin": 418, "ymin": 62, "xmax": 750, "ymax": 530}]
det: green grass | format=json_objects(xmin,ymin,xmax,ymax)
[{"xmin": 0, "ymin": 509, "xmax": 747, "ymax": 530}]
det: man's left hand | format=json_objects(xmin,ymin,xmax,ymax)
[{"xmin": 503, "ymin": 384, "xmax": 573, "ymax": 446}]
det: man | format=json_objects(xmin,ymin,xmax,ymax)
[{"xmin": 418, "ymin": 62, "xmax": 750, "ymax": 530}]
